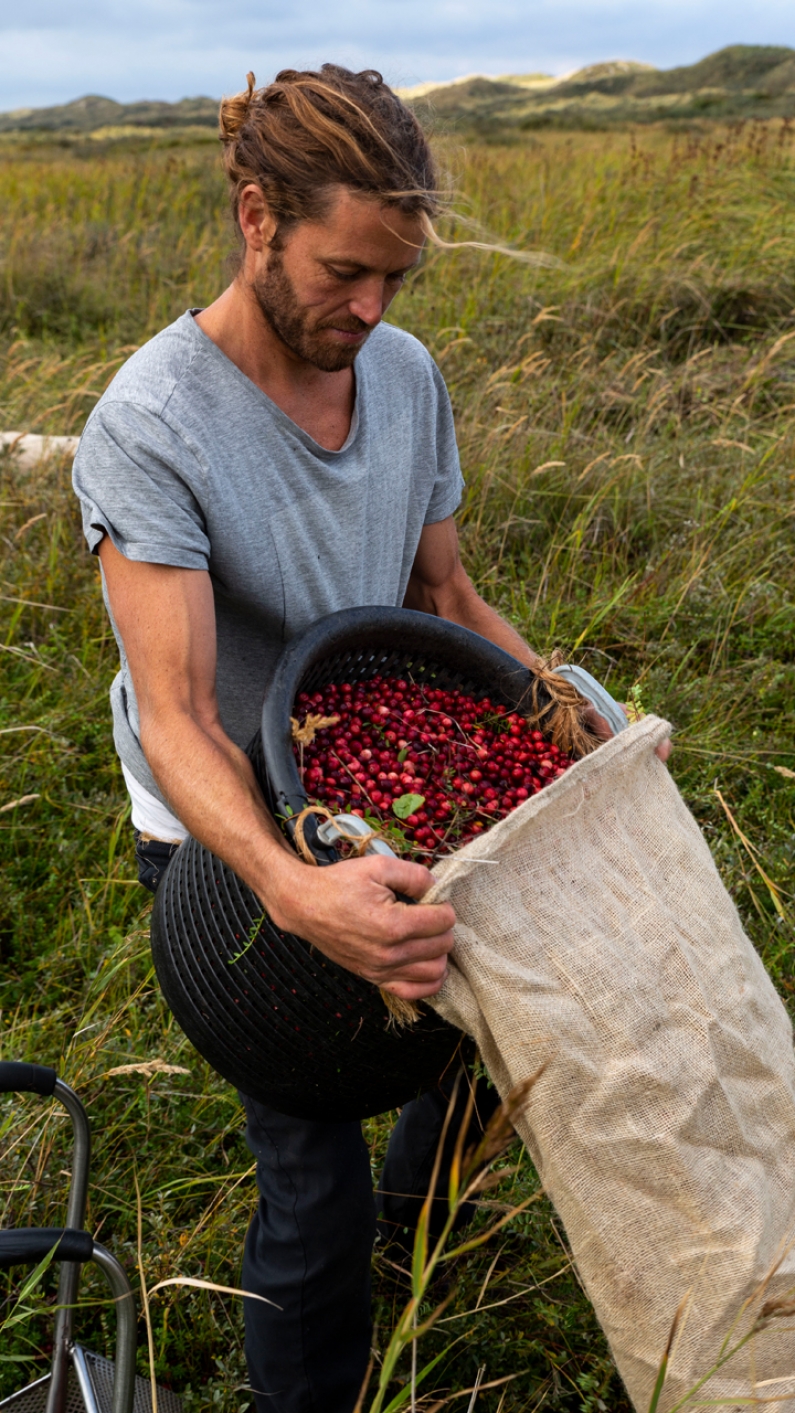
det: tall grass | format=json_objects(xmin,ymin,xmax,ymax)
[{"xmin": 1, "ymin": 121, "xmax": 794, "ymax": 1409}]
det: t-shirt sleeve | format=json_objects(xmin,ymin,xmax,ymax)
[
  {"xmin": 72, "ymin": 400, "xmax": 210, "ymax": 569},
  {"xmin": 422, "ymin": 358, "xmax": 465, "ymax": 525}
]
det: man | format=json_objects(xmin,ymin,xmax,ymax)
[{"xmin": 73, "ymin": 64, "xmax": 652, "ymax": 1412}]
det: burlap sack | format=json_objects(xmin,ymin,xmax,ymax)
[{"xmin": 428, "ymin": 714, "xmax": 795, "ymax": 1413}]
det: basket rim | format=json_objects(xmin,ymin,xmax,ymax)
[{"xmin": 258, "ymin": 606, "xmax": 537, "ymax": 857}]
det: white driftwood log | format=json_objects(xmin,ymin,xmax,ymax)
[{"xmin": 1, "ymin": 431, "xmax": 80, "ymax": 469}]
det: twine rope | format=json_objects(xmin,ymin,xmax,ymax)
[
  {"xmin": 522, "ymin": 653, "xmax": 602, "ymax": 758},
  {"xmin": 291, "ymin": 804, "xmax": 394, "ymax": 864}
]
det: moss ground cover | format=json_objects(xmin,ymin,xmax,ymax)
[{"xmin": 1, "ymin": 122, "xmax": 794, "ymax": 1410}]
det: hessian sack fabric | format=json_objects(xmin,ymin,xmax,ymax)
[{"xmin": 428, "ymin": 714, "xmax": 795, "ymax": 1413}]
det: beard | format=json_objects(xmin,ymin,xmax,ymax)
[{"xmin": 252, "ymin": 248, "xmax": 373, "ymax": 372}]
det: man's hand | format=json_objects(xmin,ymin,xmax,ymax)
[{"xmin": 267, "ymin": 853, "xmax": 455, "ymax": 1001}]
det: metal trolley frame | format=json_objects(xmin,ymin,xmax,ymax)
[{"xmin": 0, "ymin": 1063, "xmax": 180, "ymax": 1413}]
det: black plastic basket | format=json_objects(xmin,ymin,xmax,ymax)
[{"xmin": 150, "ymin": 607, "xmax": 551, "ymax": 1121}]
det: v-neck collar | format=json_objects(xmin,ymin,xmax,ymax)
[{"xmin": 186, "ymin": 309, "xmax": 361, "ymax": 456}]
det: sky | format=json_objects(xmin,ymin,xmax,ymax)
[{"xmin": 3, "ymin": 0, "xmax": 795, "ymax": 113}]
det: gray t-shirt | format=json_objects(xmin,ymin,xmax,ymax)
[{"xmin": 73, "ymin": 310, "xmax": 463, "ymax": 802}]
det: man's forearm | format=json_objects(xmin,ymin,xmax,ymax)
[
  {"xmin": 139, "ymin": 708, "xmax": 298, "ymax": 909},
  {"xmin": 442, "ymin": 591, "xmax": 542, "ymax": 670},
  {"xmin": 405, "ymin": 567, "xmax": 542, "ymax": 669}
]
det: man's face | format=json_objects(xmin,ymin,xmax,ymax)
[{"xmin": 250, "ymin": 187, "xmax": 425, "ymax": 372}]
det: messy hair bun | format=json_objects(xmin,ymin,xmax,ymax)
[{"xmin": 218, "ymin": 71, "xmax": 256, "ymax": 145}]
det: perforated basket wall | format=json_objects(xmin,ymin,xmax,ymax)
[{"xmin": 150, "ymin": 608, "xmax": 547, "ymax": 1121}]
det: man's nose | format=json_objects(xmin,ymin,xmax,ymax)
[{"xmin": 347, "ymin": 280, "xmax": 389, "ymax": 327}]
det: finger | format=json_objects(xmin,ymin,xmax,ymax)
[
  {"xmin": 366, "ymin": 855, "xmax": 438, "ymax": 902},
  {"xmin": 374, "ymin": 926, "xmax": 456, "ymax": 972},
  {"xmin": 655, "ymin": 738, "xmax": 673, "ymax": 763},
  {"xmin": 379, "ymin": 954, "xmax": 449, "ymax": 987},
  {"xmin": 381, "ymin": 969, "xmax": 449, "ymax": 1001},
  {"xmin": 384, "ymin": 903, "xmax": 457, "ymax": 947}
]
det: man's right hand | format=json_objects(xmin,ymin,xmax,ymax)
[{"xmin": 264, "ymin": 851, "xmax": 455, "ymax": 1001}]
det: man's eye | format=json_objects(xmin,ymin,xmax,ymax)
[{"xmin": 325, "ymin": 268, "xmax": 408, "ymax": 284}]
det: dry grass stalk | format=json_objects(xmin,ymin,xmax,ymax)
[
  {"xmin": 366, "ymin": 1070, "xmax": 545, "ymax": 1411},
  {"xmin": 104, "ymin": 1059, "xmax": 190, "ymax": 1079}
]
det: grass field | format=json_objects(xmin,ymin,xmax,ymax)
[{"xmin": 1, "ymin": 120, "xmax": 794, "ymax": 1410}]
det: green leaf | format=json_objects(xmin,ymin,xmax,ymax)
[
  {"xmin": 397, "ymin": 746, "xmax": 408, "ymax": 763},
  {"xmin": 392, "ymin": 793, "xmax": 425, "ymax": 820},
  {"xmin": 411, "ymin": 1199, "xmax": 429, "ymax": 1300},
  {"xmin": 0, "ymin": 1242, "xmax": 61, "ymax": 1341},
  {"xmin": 647, "ymin": 1351, "xmax": 669, "ymax": 1413}
]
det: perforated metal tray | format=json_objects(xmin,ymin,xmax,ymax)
[{"xmin": 0, "ymin": 1350, "xmax": 181, "ymax": 1413}]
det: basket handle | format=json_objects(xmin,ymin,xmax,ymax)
[
  {"xmin": 315, "ymin": 812, "xmax": 397, "ymax": 859},
  {"xmin": 550, "ymin": 664, "xmax": 628, "ymax": 737}
]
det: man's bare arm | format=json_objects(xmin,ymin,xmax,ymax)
[
  {"xmin": 404, "ymin": 517, "xmax": 543, "ymax": 670},
  {"xmin": 405, "ymin": 518, "xmax": 672, "ymax": 762},
  {"xmin": 98, "ymin": 537, "xmax": 455, "ymax": 1000}
]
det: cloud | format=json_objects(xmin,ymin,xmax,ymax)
[{"xmin": 1, "ymin": 0, "xmax": 795, "ymax": 109}]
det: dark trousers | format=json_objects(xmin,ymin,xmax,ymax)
[
  {"xmin": 136, "ymin": 833, "xmax": 499, "ymax": 1413},
  {"xmin": 133, "ymin": 828, "xmax": 180, "ymax": 892},
  {"xmin": 240, "ymin": 1070, "xmax": 499, "ymax": 1413}
]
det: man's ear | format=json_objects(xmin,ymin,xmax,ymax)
[{"xmin": 238, "ymin": 184, "xmax": 278, "ymax": 253}]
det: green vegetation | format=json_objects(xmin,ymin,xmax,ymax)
[
  {"xmin": 1, "ymin": 119, "xmax": 794, "ymax": 1409},
  {"xmin": 410, "ymin": 45, "xmax": 795, "ymax": 133}
]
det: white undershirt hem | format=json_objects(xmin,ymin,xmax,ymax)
[{"xmin": 121, "ymin": 763, "xmax": 188, "ymax": 842}]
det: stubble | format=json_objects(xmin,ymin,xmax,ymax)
[{"xmin": 252, "ymin": 247, "xmax": 373, "ymax": 372}]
